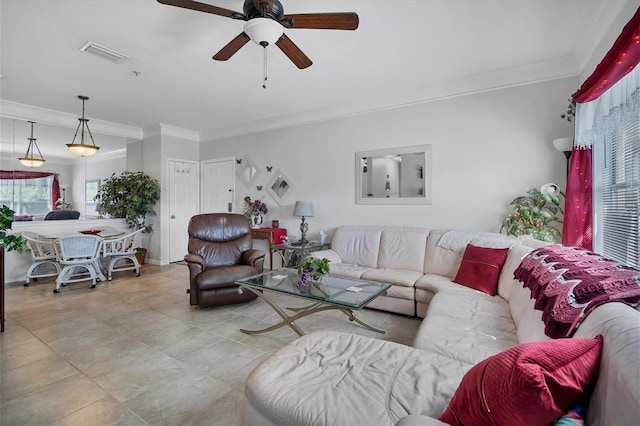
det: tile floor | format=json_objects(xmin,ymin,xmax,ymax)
[{"xmin": 1, "ymin": 263, "xmax": 421, "ymax": 425}]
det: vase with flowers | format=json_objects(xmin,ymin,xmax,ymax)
[{"xmin": 243, "ymin": 196, "xmax": 268, "ymax": 229}]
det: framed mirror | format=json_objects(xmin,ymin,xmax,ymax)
[
  {"xmin": 267, "ymin": 169, "xmax": 293, "ymax": 205},
  {"xmin": 355, "ymin": 144, "xmax": 432, "ymax": 205},
  {"xmin": 235, "ymin": 155, "xmax": 259, "ymax": 188}
]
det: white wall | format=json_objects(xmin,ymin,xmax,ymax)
[
  {"xmin": 200, "ymin": 77, "xmax": 577, "ymax": 241},
  {"xmin": 139, "ymin": 128, "xmax": 200, "ymax": 265}
]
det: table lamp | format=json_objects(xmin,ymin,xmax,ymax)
[{"xmin": 293, "ymin": 201, "xmax": 314, "ymax": 246}]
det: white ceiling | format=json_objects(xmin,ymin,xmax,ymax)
[{"xmin": 0, "ymin": 0, "xmax": 628, "ymax": 161}]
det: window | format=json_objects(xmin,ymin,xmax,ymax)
[
  {"xmin": 0, "ymin": 174, "xmax": 54, "ymax": 216},
  {"xmin": 593, "ymin": 90, "xmax": 640, "ymax": 268}
]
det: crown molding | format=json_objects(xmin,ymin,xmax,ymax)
[
  {"xmin": 202, "ymin": 55, "xmax": 579, "ymax": 141},
  {"xmin": 0, "ymin": 99, "xmax": 143, "ymax": 140},
  {"xmin": 143, "ymin": 123, "xmax": 200, "ymax": 142}
]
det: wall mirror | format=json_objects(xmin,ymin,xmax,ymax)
[
  {"xmin": 235, "ymin": 155, "xmax": 259, "ymax": 188},
  {"xmin": 266, "ymin": 169, "xmax": 293, "ymax": 205},
  {"xmin": 355, "ymin": 144, "xmax": 432, "ymax": 205}
]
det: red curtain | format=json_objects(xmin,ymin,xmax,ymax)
[
  {"xmin": 572, "ymin": 7, "xmax": 640, "ymax": 103},
  {"xmin": 563, "ymin": 6, "xmax": 639, "ymax": 249},
  {"xmin": 0, "ymin": 170, "xmax": 59, "ymax": 211},
  {"xmin": 562, "ymin": 149, "xmax": 592, "ymax": 248},
  {"xmin": 52, "ymin": 176, "xmax": 61, "ymax": 211},
  {"xmin": 0, "ymin": 170, "xmax": 54, "ymax": 179}
]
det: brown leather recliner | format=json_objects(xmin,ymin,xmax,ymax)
[{"xmin": 185, "ymin": 213, "xmax": 265, "ymax": 308}]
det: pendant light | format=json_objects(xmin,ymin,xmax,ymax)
[
  {"xmin": 18, "ymin": 121, "xmax": 46, "ymax": 167},
  {"xmin": 67, "ymin": 95, "xmax": 100, "ymax": 157}
]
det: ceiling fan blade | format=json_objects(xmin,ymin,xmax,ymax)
[
  {"xmin": 275, "ymin": 34, "xmax": 312, "ymax": 69},
  {"xmin": 281, "ymin": 13, "xmax": 359, "ymax": 30},
  {"xmin": 213, "ymin": 32, "xmax": 251, "ymax": 61},
  {"xmin": 157, "ymin": 0, "xmax": 246, "ymax": 20}
]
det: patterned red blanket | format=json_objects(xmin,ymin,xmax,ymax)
[{"xmin": 514, "ymin": 244, "xmax": 640, "ymax": 338}]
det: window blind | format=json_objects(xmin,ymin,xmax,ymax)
[{"xmin": 594, "ymin": 97, "xmax": 640, "ymax": 267}]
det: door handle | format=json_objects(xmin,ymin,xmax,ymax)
[
  {"xmin": 171, "ymin": 215, "xmax": 175, "ymax": 219},
  {"xmin": 228, "ymin": 203, "xmax": 232, "ymax": 212}
]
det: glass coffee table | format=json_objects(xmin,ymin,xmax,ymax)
[{"xmin": 235, "ymin": 269, "xmax": 391, "ymax": 336}]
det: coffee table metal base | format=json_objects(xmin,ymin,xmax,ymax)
[{"xmin": 238, "ymin": 285, "xmax": 385, "ymax": 336}]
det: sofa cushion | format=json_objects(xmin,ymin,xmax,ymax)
[
  {"xmin": 361, "ymin": 268, "xmax": 423, "ymax": 287},
  {"xmin": 325, "ymin": 263, "xmax": 372, "ymax": 279},
  {"xmin": 497, "ymin": 244, "xmax": 533, "ymax": 301},
  {"xmin": 330, "ymin": 227, "xmax": 382, "ymax": 268},
  {"xmin": 440, "ymin": 335, "xmax": 603, "ymax": 426},
  {"xmin": 413, "ymin": 291, "xmax": 518, "ymax": 365},
  {"xmin": 572, "ymin": 303, "xmax": 640, "ymax": 426},
  {"xmin": 453, "ymin": 244, "xmax": 509, "ymax": 296},
  {"xmin": 424, "ymin": 229, "xmax": 463, "ymax": 278},
  {"xmin": 377, "ymin": 227, "xmax": 428, "ymax": 272},
  {"xmin": 244, "ymin": 331, "xmax": 472, "ymax": 425}
]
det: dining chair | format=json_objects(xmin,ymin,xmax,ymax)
[
  {"xmin": 102, "ymin": 228, "xmax": 144, "ymax": 280},
  {"xmin": 22, "ymin": 232, "xmax": 60, "ymax": 286},
  {"xmin": 53, "ymin": 235, "xmax": 103, "ymax": 293}
]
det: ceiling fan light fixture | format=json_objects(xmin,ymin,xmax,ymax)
[
  {"xmin": 67, "ymin": 95, "xmax": 100, "ymax": 157},
  {"xmin": 18, "ymin": 121, "xmax": 46, "ymax": 168},
  {"xmin": 244, "ymin": 18, "xmax": 283, "ymax": 46}
]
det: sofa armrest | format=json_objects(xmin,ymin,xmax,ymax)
[
  {"xmin": 310, "ymin": 249, "xmax": 343, "ymax": 264},
  {"xmin": 184, "ymin": 253, "xmax": 205, "ymax": 269},
  {"xmin": 242, "ymin": 249, "xmax": 266, "ymax": 270},
  {"xmin": 184, "ymin": 253, "xmax": 205, "ymax": 305},
  {"xmin": 395, "ymin": 415, "xmax": 449, "ymax": 426}
]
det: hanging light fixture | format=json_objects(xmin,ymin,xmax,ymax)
[
  {"xmin": 67, "ymin": 95, "xmax": 100, "ymax": 157},
  {"xmin": 18, "ymin": 121, "xmax": 46, "ymax": 167}
]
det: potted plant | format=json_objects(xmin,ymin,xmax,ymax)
[
  {"xmin": 501, "ymin": 188, "xmax": 564, "ymax": 242},
  {"xmin": 296, "ymin": 256, "xmax": 330, "ymax": 288},
  {"xmin": 1, "ymin": 205, "xmax": 27, "ymax": 332},
  {"xmin": 95, "ymin": 171, "xmax": 160, "ymax": 263}
]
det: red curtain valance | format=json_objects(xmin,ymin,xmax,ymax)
[
  {"xmin": 572, "ymin": 6, "xmax": 640, "ymax": 103},
  {"xmin": 0, "ymin": 170, "xmax": 55, "ymax": 180}
]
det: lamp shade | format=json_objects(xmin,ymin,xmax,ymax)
[
  {"xmin": 244, "ymin": 18, "xmax": 284, "ymax": 46},
  {"xmin": 67, "ymin": 143, "xmax": 99, "ymax": 157},
  {"xmin": 18, "ymin": 121, "xmax": 46, "ymax": 168},
  {"xmin": 67, "ymin": 95, "xmax": 100, "ymax": 157},
  {"xmin": 293, "ymin": 201, "xmax": 314, "ymax": 217},
  {"xmin": 553, "ymin": 138, "xmax": 573, "ymax": 152},
  {"xmin": 540, "ymin": 183, "xmax": 560, "ymax": 195}
]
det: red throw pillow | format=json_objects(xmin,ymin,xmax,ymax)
[
  {"xmin": 453, "ymin": 244, "xmax": 509, "ymax": 295},
  {"xmin": 440, "ymin": 335, "xmax": 603, "ymax": 426}
]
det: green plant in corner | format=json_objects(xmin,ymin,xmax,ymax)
[
  {"xmin": 501, "ymin": 188, "xmax": 564, "ymax": 243},
  {"xmin": 96, "ymin": 171, "xmax": 160, "ymax": 233},
  {"xmin": 0, "ymin": 205, "xmax": 26, "ymax": 253}
]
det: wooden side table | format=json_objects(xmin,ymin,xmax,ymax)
[{"xmin": 251, "ymin": 228, "xmax": 287, "ymax": 270}]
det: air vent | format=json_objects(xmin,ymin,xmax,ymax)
[{"xmin": 80, "ymin": 41, "xmax": 128, "ymax": 63}]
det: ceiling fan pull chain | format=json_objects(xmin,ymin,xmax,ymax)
[{"xmin": 263, "ymin": 46, "xmax": 268, "ymax": 89}]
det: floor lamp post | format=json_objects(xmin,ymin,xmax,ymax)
[{"xmin": 553, "ymin": 138, "xmax": 573, "ymax": 176}]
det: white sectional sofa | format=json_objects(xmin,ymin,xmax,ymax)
[
  {"xmin": 309, "ymin": 226, "xmax": 545, "ymax": 317},
  {"xmin": 242, "ymin": 226, "xmax": 640, "ymax": 425}
]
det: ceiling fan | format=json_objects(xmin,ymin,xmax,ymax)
[{"xmin": 157, "ymin": 0, "xmax": 359, "ymax": 69}]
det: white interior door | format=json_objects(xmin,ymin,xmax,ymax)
[
  {"xmin": 169, "ymin": 159, "xmax": 199, "ymax": 263},
  {"xmin": 201, "ymin": 158, "xmax": 235, "ymax": 214}
]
